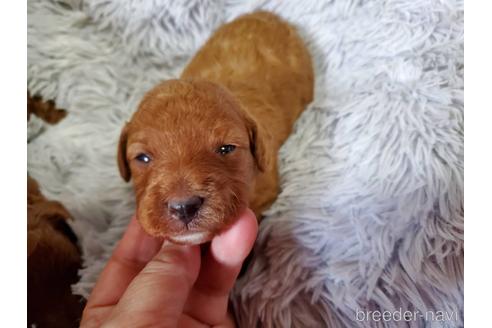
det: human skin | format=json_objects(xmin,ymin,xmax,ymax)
[{"xmin": 80, "ymin": 208, "xmax": 258, "ymax": 328}]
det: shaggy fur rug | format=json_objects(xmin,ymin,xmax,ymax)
[{"xmin": 27, "ymin": 0, "xmax": 464, "ymax": 327}]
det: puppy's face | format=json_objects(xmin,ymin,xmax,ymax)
[{"xmin": 118, "ymin": 80, "xmax": 264, "ymax": 244}]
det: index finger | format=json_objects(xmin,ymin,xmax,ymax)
[{"xmin": 84, "ymin": 216, "xmax": 162, "ymax": 309}]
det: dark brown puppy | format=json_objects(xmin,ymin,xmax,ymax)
[
  {"xmin": 28, "ymin": 176, "xmax": 84, "ymax": 328},
  {"xmin": 118, "ymin": 11, "xmax": 314, "ymax": 244}
]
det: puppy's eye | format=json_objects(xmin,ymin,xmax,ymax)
[
  {"xmin": 217, "ymin": 144, "xmax": 236, "ymax": 155},
  {"xmin": 135, "ymin": 153, "xmax": 151, "ymax": 164}
]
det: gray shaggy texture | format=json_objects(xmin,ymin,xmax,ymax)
[{"xmin": 27, "ymin": 0, "xmax": 463, "ymax": 327}]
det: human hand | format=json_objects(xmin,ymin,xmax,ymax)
[{"xmin": 80, "ymin": 209, "xmax": 258, "ymax": 327}]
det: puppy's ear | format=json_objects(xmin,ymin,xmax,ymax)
[
  {"xmin": 244, "ymin": 115, "xmax": 269, "ymax": 173},
  {"xmin": 117, "ymin": 123, "xmax": 131, "ymax": 182}
]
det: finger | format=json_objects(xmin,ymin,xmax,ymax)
[
  {"xmin": 184, "ymin": 208, "xmax": 258, "ymax": 325},
  {"xmin": 105, "ymin": 242, "xmax": 201, "ymax": 327},
  {"xmin": 87, "ymin": 216, "xmax": 162, "ymax": 306},
  {"xmin": 81, "ymin": 216, "xmax": 162, "ymax": 326},
  {"xmin": 177, "ymin": 311, "xmax": 236, "ymax": 328}
]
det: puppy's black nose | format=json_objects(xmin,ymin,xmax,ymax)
[{"xmin": 168, "ymin": 196, "xmax": 204, "ymax": 224}]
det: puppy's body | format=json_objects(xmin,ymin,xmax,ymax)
[
  {"xmin": 181, "ymin": 11, "xmax": 314, "ymax": 214},
  {"xmin": 28, "ymin": 176, "xmax": 84, "ymax": 327},
  {"xmin": 119, "ymin": 12, "xmax": 313, "ymax": 244}
]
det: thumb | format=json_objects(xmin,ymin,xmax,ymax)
[{"xmin": 105, "ymin": 242, "xmax": 201, "ymax": 327}]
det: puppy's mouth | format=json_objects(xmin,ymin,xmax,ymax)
[
  {"xmin": 167, "ymin": 231, "xmax": 214, "ymax": 245},
  {"xmin": 137, "ymin": 199, "xmax": 222, "ymax": 245},
  {"xmin": 164, "ymin": 207, "xmax": 218, "ymax": 245},
  {"xmin": 138, "ymin": 190, "xmax": 240, "ymax": 245},
  {"xmin": 140, "ymin": 217, "xmax": 215, "ymax": 245}
]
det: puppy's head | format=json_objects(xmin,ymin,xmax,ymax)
[{"xmin": 118, "ymin": 80, "xmax": 265, "ymax": 244}]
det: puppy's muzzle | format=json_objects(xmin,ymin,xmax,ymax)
[{"xmin": 168, "ymin": 196, "xmax": 204, "ymax": 224}]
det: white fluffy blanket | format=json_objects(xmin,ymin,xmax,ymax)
[{"xmin": 27, "ymin": 0, "xmax": 464, "ymax": 327}]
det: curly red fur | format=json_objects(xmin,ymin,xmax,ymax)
[{"xmin": 118, "ymin": 11, "xmax": 313, "ymax": 244}]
